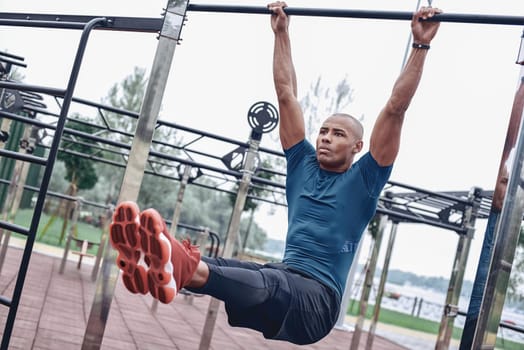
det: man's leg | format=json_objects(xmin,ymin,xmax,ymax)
[
  {"xmin": 110, "ymin": 202, "xmax": 271, "ymax": 303},
  {"xmin": 186, "ymin": 261, "xmax": 291, "ymax": 338}
]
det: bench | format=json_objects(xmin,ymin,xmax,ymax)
[{"xmin": 71, "ymin": 238, "xmax": 99, "ymax": 269}]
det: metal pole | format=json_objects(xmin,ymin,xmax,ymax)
[
  {"xmin": 187, "ymin": 4, "xmax": 524, "ymax": 26},
  {"xmin": 59, "ymin": 199, "xmax": 82, "ymax": 274},
  {"xmin": 365, "ymin": 221, "xmax": 398, "ymax": 350},
  {"xmin": 91, "ymin": 206, "xmax": 112, "ymax": 282},
  {"xmin": 461, "ymin": 60, "xmax": 524, "ymax": 350},
  {"xmin": 472, "ymin": 66, "xmax": 524, "ymax": 348},
  {"xmin": 198, "ymin": 134, "xmax": 260, "ymax": 350},
  {"xmin": 170, "ymin": 165, "xmax": 192, "ymax": 236},
  {"xmin": 81, "ymin": 1, "xmax": 189, "ymax": 349},
  {"xmin": 350, "ymin": 215, "xmax": 388, "ymax": 350},
  {"xmin": 435, "ymin": 188, "xmax": 481, "ymax": 350}
]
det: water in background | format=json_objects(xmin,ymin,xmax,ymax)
[{"xmin": 355, "ymin": 282, "xmax": 524, "ymax": 345}]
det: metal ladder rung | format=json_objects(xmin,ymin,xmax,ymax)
[
  {"xmin": 0, "ymin": 220, "xmax": 30, "ymax": 236},
  {"xmin": 0, "ymin": 149, "xmax": 47, "ymax": 165},
  {"xmin": 0, "ymin": 296, "xmax": 12, "ymax": 307}
]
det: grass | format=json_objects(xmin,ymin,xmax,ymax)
[
  {"xmin": 348, "ymin": 300, "xmax": 524, "ymax": 350},
  {"xmin": 11, "ymin": 208, "xmax": 104, "ymax": 255}
]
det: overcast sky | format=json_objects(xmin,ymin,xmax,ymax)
[{"xmin": 2, "ymin": 0, "xmax": 524, "ymax": 281}]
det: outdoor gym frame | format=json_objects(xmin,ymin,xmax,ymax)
[{"xmin": 1, "ymin": 1, "xmax": 524, "ymax": 350}]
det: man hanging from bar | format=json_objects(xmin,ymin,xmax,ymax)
[{"xmin": 109, "ymin": 2, "xmax": 441, "ymax": 345}]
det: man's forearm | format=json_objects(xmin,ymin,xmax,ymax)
[
  {"xmin": 273, "ymin": 31, "xmax": 296, "ymax": 98},
  {"xmin": 388, "ymin": 48, "xmax": 428, "ymax": 114}
]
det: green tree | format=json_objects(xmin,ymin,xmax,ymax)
[
  {"xmin": 101, "ymin": 66, "xmax": 147, "ymax": 137},
  {"xmin": 58, "ymin": 116, "xmax": 99, "ymax": 190},
  {"xmin": 40, "ymin": 114, "xmax": 99, "ymax": 243},
  {"xmin": 84, "ymin": 66, "xmax": 179, "ymax": 206}
]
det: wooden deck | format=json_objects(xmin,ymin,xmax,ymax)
[{"xmin": 0, "ymin": 246, "xmax": 411, "ymax": 349}]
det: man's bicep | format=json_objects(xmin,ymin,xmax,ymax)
[
  {"xmin": 369, "ymin": 109, "xmax": 404, "ymax": 166},
  {"xmin": 278, "ymin": 96, "xmax": 306, "ymax": 150}
]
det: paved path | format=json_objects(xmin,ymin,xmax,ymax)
[{"xmin": 0, "ymin": 245, "xmax": 428, "ymax": 349}]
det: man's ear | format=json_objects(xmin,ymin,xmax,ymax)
[{"xmin": 352, "ymin": 140, "xmax": 364, "ymax": 154}]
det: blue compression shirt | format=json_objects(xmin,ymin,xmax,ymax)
[{"xmin": 283, "ymin": 140, "xmax": 392, "ymax": 298}]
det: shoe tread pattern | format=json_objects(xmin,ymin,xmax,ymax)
[
  {"xmin": 139, "ymin": 209, "xmax": 176, "ymax": 304},
  {"xmin": 109, "ymin": 202, "xmax": 148, "ymax": 295}
]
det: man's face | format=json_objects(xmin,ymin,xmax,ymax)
[{"xmin": 315, "ymin": 115, "xmax": 363, "ymax": 172}]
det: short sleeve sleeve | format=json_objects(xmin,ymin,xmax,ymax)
[{"xmin": 356, "ymin": 152, "xmax": 393, "ymax": 198}]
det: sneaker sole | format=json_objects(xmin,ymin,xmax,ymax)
[
  {"xmin": 109, "ymin": 201, "xmax": 149, "ymax": 295},
  {"xmin": 139, "ymin": 209, "xmax": 177, "ymax": 304}
]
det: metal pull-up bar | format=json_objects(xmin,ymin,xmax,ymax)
[{"xmin": 187, "ymin": 4, "xmax": 524, "ymax": 26}]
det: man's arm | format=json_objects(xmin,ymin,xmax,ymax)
[
  {"xmin": 369, "ymin": 6, "xmax": 441, "ymax": 166},
  {"xmin": 269, "ymin": 1, "xmax": 305, "ymax": 150}
]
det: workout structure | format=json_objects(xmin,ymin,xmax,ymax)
[
  {"xmin": 1, "ymin": 1, "xmax": 524, "ymax": 350},
  {"xmin": 109, "ymin": 2, "xmax": 442, "ymax": 346}
]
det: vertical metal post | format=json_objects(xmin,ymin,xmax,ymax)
[
  {"xmin": 365, "ymin": 221, "xmax": 398, "ymax": 350},
  {"xmin": 435, "ymin": 188, "xmax": 480, "ymax": 350},
  {"xmin": 335, "ymin": 237, "xmax": 364, "ymax": 330},
  {"xmin": 59, "ymin": 199, "xmax": 82, "ymax": 274},
  {"xmin": 169, "ymin": 164, "xmax": 192, "ymax": 236},
  {"xmin": 350, "ymin": 215, "xmax": 388, "ymax": 350},
  {"xmin": 473, "ymin": 64, "xmax": 524, "ymax": 349},
  {"xmin": 91, "ymin": 206, "xmax": 112, "ymax": 282},
  {"xmin": 198, "ymin": 134, "xmax": 260, "ymax": 350},
  {"xmin": 81, "ymin": 2, "xmax": 189, "ymax": 349}
]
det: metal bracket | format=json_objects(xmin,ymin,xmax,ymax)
[
  {"xmin": 159, "ymin": 0, "xmax": 189, "ymax": 41},
  {"xmin": 444, "ymin": 304, "xmax": 459, "ymax": 317}
]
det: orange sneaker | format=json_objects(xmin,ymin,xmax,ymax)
[
  {"xmin": 109, "ymin": 201, "xmax": 149, "ymax": 295},
  {"xmin": 138, "ymin": 208, "xmax": 201, "ymax": 304},
  {"xmin": 110, "ymin": 201, "xmax": 201, "ymax": 304}
]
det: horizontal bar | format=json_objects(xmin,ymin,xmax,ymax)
[
  {"xmin": 77, "ymin": 94, "xmax": 285, "ymax": 158},
  {"xmin": 456, "ymin": 310, "xmax": 524, "ymax": 334},
  {"xmin": 0, "ymin": 13, "xmax": 163, "ymax": 32},
  {"xmin": 0, "ymin": 178, "xmax": 112, "ymax": 211},
  {"xmin": 0, "ymin": 19, "xmax": 94, "ymax": 30},
  {"xmin": 0, "ymin": 51, "xmax": 25, "ymax": 61},
  {"xmin": 0, "ymin": 148, "xmax": 48, "ymax": 165},
  {"xmin": 0, "ymin": 220, "xmax": 30, "ymax": 237},
  {"xmin": 387, "ymin": 180, "xmax": 472, "ymax": 206},
  {"xmin": 0, "ymin": 56, "xmax": 27, "ymax": 68},
  {"xmin": 0, "ymin": 81, "xmax": 66, "ymax": 98},
  {"xmin": 188, "ymin": 4, "xmax": 524, "ymax": 26},
  {"xmin": 0, "ymin": 110, "xmax": 57, "ymax": 131},
  {"xmin": 377, "ymin": 206, "xmax": 468, "ymax": 233},
  {"xmin": 0, "ymin": 296, "xmax": 12, "ymax": 307}
]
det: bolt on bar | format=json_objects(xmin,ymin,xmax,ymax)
[{"xmin": 187, "ymin": 4, "xmax": 524, "ymax": 26}]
